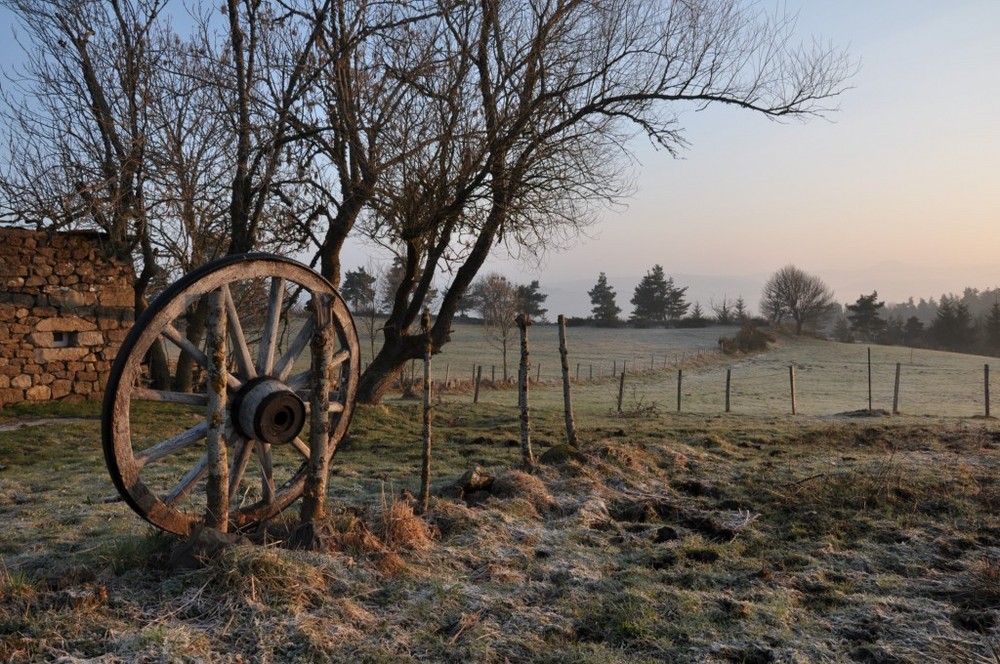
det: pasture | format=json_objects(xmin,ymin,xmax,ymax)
[{"xmin": 2, "ymin": 332, "xmax": 1000, "ymax": 662}]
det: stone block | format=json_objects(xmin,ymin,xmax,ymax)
[
  {"xmin": 51, "ymin": 380, "xmax": 72, "ymax": 399},
  {"xmin": 35, "ymin": 315, "xmax": 97, "ymax": 333},
  {"xmin": 77, "ymin": 371, "xmax": 99, "ymax": 382},
  {"xmin": 54, "ymin": 262, "xmax": 75, "ymax": 276},
  {"xmin": 34, "ymin": 347, "xmax": 88, "ymax": 362},
  {"xmin": 25, "ymin": 385, "xmax": 51, "ymax": 401},
  {"xmin": 0, "ymin": 388, "xmax": 24, "ymax": 403},
  {"xmin": 32, "ymin": 264, "xmax": 53, "ymax": 278},
  {"xmin": 10, "ymin": 374, "xmax": 32, "ymax": 389},
  {"xmin": 24, "ymin": 276, "xmax": 47, "ymax": 288},
  {"xmin": 99, "ymin": 288, "xmax": 133, "ymax": 308},
  {"xmin": 77, "ymin": 331, "xmax": 105, "ymax": 346}
]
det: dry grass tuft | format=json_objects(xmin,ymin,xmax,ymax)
[
  {"xmin": 491, "ymin": 470, "xmax": 556, "ymax": 514},
  {"xmin": 371, "ymin": 489, "xmax": 435, "ymax": 551}
]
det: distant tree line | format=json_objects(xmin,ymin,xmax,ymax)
[
  {"xmin": 834, "ymin": 289, "xmax": 1000, "ymax": 356},
  {"xmin": 580, "ymin": 266, "xmax": 752, "ymax": 329}
]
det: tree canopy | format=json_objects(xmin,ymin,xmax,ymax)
[
  {"xmin": 588, "ymin": 273, "xmax": 622, "ymax": 327},
  {"xmin": 760, "ymin": 265, "xmax": 836, "ymax": 335},
  {"xmin": 0, "ymin": 0, "xmax": 853, "ymax": 403}
]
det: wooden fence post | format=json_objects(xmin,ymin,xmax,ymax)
[
  {"xmin": 516, "ymin": 314, "xmax": 535, "ymax": 467},
  {"xmin": 473, "ymin": 365, "xmax": 482, "ymax": 403},
  {"xmin": 536, "ymin": 363, "xmax": 541, "ymax": 384},
  {"xmin": 444, "ymin": 362, "xmax": 450, "ymax": 388},
  {"xmin": 725, "ymin": 369, "xmax": 731, "ymax": 413},
  {"xmin": 867, "ymin": 347, "xmax": 872, "ymax": 411},
  {"xmin": 419, "ymin": 309, "xmax": 432, "ymax": 514},
  {"xmin": 789, "ymin": 365, "xmax": 797, "ymax": 415},
  {"xmin": 558, "ymin": 316, "xmax": 579, "ymax": 447},
  {"xmin": 676, "ymin": 369, "xmax": 682, "ymax": 412},
  {"xmin": 617, "ymin": 369, "xmax": 626, "ymax": 412},
  {"xmin": 986, "ymin": 364, "xmax": 991, "ymax": 418},
  {"xmin": 892, "ymin": 362, "xmax": 901, "ymax": 415}
]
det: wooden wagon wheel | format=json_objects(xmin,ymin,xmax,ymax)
[{"xmin": 101, "ymin": 253, "xmax": 360, "ymax": 536}]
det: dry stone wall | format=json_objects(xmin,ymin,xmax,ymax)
[{"xmin": 0, "ymin": 228, "xmax": 134, "ymax": 406}]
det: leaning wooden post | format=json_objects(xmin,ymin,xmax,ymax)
[
  {"xmin": 725, "ymin": 368, "xmax": 732, "ymax": 413},
  {"xmin": 419, "ymin": 309, "xmax": 433, "ymax": 514},
  {"xmin": 986, "ymin": 364, "xmax": 991, "ymax": 418},
  {"xmin": 516, "ymin": 314, "xmax": 535, "ymax": 467},
  {"xmin": 558, "ymin": 315, "xmax": 579, "ymax": 447},
  {"xmin": 892, "ymin": 362, "xmax": 901, "ymax": 415},
  {"xmin": 676, "ymin": 369, "xmax": 682, "ymax": 412},
  {"xmin": 204, "ymin": 289, "xmax": 229, "ymax": 531},
  {"xmin": 300, "ymin": 293, "xmax": 333, "ymax": 528},
  {"xmin": 444, "ymin": 362, "xmax": 450, "ymax": 388},
  {"xmin": 473, "ymin": 365, "xmax": 482, "ymax": 403},
  {"xmin": 617, "ymin": 368, "xmax": 626, "ymax": 412},
  {"xmin": 789, "ymin": 364, "xmax": 797, "ymax": 415}
]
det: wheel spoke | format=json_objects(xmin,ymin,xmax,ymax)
[
  {"xmin": 273, "ymin": 317, "xmax": 314, "ymax": 381},
  {"xmin": 256, "ymin": 277, "xmax": 285, "ymax": 376},
  {"xmin": 132, "ymin": 388, "xmax": 208, "ymax": 406},
  {"xmin": 135, "ymin": 422, "xmax": 208, "ymax": 469},
  {"xmin": 289, "ymin": 436, "xmax": 311, "ymax": 460},
  {"xmin": 285, "ymin": 349, "xmax": 349, "ymax": 391},
  {"xmin": 204, "ymin": 289, "xmax": 229, "ymax": 530},
  {"xmin": 161, "ymin": 323, "xmax": 242, "ymax": 390},
  {"xmin": 301, "ymin": 401, "xmax": 344, "ymax": 415},
  {"xmin": 227, "ymin": 435, "xmax": 255, "ymax": 499},
  {"xmin": 164, "ymin": 454, "xmax": 208, "ymax": 507},
  {"xmin": 224, "ymin": 285, "xmax": 256, "ymax": 381},
  {"xmin": 162, "ymin": 323, "xmax": 207, "ymax": 367},
  {"xmin": 255, "ymin": 441, "xmax": 276, "ymax": 504}
]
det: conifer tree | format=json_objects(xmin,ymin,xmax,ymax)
[{"xmin": 588, "ymin": 273, "xmax": 621, "ymax": 327}]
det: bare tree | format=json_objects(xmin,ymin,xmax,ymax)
[
  {"xmin": 760, "ymin": 265, "xmax": 836, "ymax": 335},
  {"xmin": 353, "ymin": 0, "xmax": 853, "ymax": 403},
  {"xmin": 477, "ymin": 273, "xmax": 521, "ymax": 381}
]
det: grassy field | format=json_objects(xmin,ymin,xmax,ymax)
[{"xmin": 2, "ymin": 334, "xmax": 1000, "ymax": 662}]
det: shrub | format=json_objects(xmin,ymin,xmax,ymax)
[{"xmin": 720, "ymin": 324, "xmax": 773, "ymax": 354}]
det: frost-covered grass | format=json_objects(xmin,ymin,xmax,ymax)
[{"xmin": 3, "ymin": 335, "xmax": 1000, "ymax": 662}]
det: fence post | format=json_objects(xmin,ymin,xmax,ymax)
[
  {"xmin": 558, "ymin": 315, "xmax": 579, "ymax": 447},
  {"xmin": 516, "ymin": 314, "xmax": 535, "ymax": 467},
  {"xmin": 613, "ymin": 359, "xmax": 617, "ymax": 376},
  {"xmin": 419, "ymin": 309, "xmax": 433, "ymax": 514},
  {"xmin": 867, "ymin": 347, "xmax": 872, "ymax": 411},
  {"xmin": 473, "ymin": 365, "xmax": 482, "ymax": 403},
  {"xmin": 677, "ymin": 369, "xmax": 682, "ymax": 412},
  {"xmin": 536, "ymin": 363, "xmax": 541, "ymax": 384},
  {"xmin": 617, "ymin": 369, "xmax": 626, "ymax": 412},
  {"xmin": 725, "ymin": 369, "xmax": 731, "ymax": 413},
  {"xmin": 789, "ymin": 365, "xmax": 797, "ymax": 415},
  {"xmin": 444, "ymin": 362, "xmax": 450, "ymax": 388},
  {"xmin": 986, "ymin": 364, "xmax": 991, "ymax": 418},
  {"xmin": 892, "ymin": 362, "xmax": 901, "ymax": 415}
]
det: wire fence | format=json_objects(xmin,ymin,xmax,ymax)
[{"xmin": 432, "ymin": 340, "xmax": 998, "ymax": 419}]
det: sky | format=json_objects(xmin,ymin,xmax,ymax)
[
  {"xmin": 1, "ymin": 1, "xmax": 998, "ymax": 318},
  {"xmin": 481, "ymin": 0, "xmax": 1000, "ymax": 316}
]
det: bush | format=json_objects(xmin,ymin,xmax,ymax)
[{"xmin": 720, "ymin": 324, "xmax": 773, "ymax": 354}]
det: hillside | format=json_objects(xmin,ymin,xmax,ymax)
[{"xmin": 2, "ymin": 337, "xmax": 1000, "ymax": 661}]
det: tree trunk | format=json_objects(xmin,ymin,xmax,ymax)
[{"xmin": 173, "ymin": 298, "xmax": 209, "ymax": 392}]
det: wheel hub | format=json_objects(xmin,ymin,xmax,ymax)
[{"xmin": 230, "ymin": 377, "xmax": 306, "ymax": 445}]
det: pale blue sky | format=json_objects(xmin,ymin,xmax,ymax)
[
  {"xmin": 1, "ymin": 1, "xmax": 998, "ymax": 315},
  {"xmin": 502, "ymin": 0, "xmax": 1000, "ymax": 313}
]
